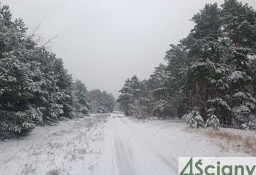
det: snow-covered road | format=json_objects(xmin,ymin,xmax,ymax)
[
  {"xmin": 0, "ymin": 113, "xmax": 247, "ymax": 175},
  {"xmin": 94, "ymin": 114, "xmax": 246, "ymax": 175}
]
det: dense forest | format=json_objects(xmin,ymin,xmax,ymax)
[
  {"xmin": 1, "ymin": 0, "xmax": 256, "ymax": 139},
  {"xmin": 0, "ymin": 4, "xmax": 115, "ymax": 138},
  {"xmin": 88, "ymin": 89, "xmax": 115, "ymax": 113},
  {"xmin": 117, "ymin": 0, "xmax": 256, "ymax": 129}
]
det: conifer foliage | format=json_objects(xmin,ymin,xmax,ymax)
[
  {"xmin": 0, "ymin": 4, "xmax": 102, "ymax": 137},
  {"xmin": 118, "ymin": 0, "xmax": 256, "ymax": 129}
]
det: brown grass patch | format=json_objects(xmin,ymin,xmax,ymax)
[{"xmin": 185, "ymin": 127, "xmax": 256, "ymax": 156}]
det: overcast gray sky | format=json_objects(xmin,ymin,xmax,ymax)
[{"xmin": 2, "ymin": 0, "xmax": 256, "ymax": 98}]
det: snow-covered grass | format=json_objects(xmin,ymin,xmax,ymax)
[
  {"xmin": 0, "ymin": 114, "xmax": 109, "ymax": 175},
  {"xmin": 185, "ymin": 127, "xmax": 256, "ymax": 156}
]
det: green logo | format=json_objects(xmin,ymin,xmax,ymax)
[{"xmin": 179, "ymin": 157, "xmax": 256, "ymax": 175}]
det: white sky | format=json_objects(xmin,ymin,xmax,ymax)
[{"xmin": 2, "ymin": 0, "xmax": 256, "ymax": 98}]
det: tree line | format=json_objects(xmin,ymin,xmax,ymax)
[
  {"xmin": 0, "ymin": 4, "xmax": 115, "ymax": 138},
  {"xmin": 88, "ymin": 89, "xmax": 115, "ymax": 114},
  {"xmin": 117, "ymin": 0, "xmax": 256, "ymax": 129}
]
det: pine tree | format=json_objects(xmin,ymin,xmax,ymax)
[
  {"xmin": 147, "ymin": 64, "xmax": 172, "ymax": 118},
  {"xmin": 72, "ymin": 80, "xmax": 90, "ymax": 117},
  {"xmin": 221, "ymin": 0, "xmax": 256, "ymax": 126},
  {"xmin": 0, "ymin": 5, "xmax": 37, "ymax": 135},
  {"xmin": 164, "ymin": 45, "xmax": 190, "ymax": 118},
  {"xmin": 117, "ymin": 76, "xmax": 144, "ymax": 116}
]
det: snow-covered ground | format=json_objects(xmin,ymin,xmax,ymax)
[
  {"xmin": 94, "ymin": 114, "xmax": 248, "ymax": 175},
  {"xmin": 0, "ymin": 114, "xmax": 108, "ymax": 175},
  {"xmin": 0, "ymin": 113, "xmax": 248, "ymax": 175}
]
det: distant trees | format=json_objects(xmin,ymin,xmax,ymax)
[
  {"xmin": 88, "ymin": 89, "xmax": 115, "ymax": 113},
  {"xmin": 118, "ymin": 0, "xmax": 256, "ymax": 128},
  {"xmin": 0, "ymin": 4, "xmax": 112, "ymax": 138}
]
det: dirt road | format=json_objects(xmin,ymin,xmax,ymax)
[{"xmin": 94, "ymin": 114, "xmax": 245, "ymax": 175}]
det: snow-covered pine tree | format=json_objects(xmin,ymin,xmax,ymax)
[
  {"xmin": 0, "ymin": 5, "xmax": 38, "ymax": 136},
  {"xmin": 53, "ymin": 58, "xmax": 74, "ymax": 119},
  {"xmin": 148, "ymin": 64, "xmax": 173, "ymax": 118},
  {"xmin": 117, "ymin": 76, "xmax": 144, "ymax": 117},
  {"xmin": 29, "ymin": 48, "xmax": 64, "ymax": 124},
  {"xmin": 183, "ymin": 109, "xmax": 204, "ymax": 128},
  {"xmin": 180, "ymin": 3, "xmax": 232, "ymax": 124},
  {"xmin": 205, "ymin": 113, "xmax": 220, "ymax": 130},
  {"xmin": 72, "ymin": 80, "xmax": 90, "ymax": 117},
  {"xmin": 164, "ymin": 44, "xmax": 190, "ymax": 119},
  {"xmin": 221, "ymin": 0, "xmax": 256, "ymax": 127}
]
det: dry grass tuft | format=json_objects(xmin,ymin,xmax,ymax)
[
  {"xmin": 204, "ymin": 130, "xmax": 242, "ymax": 141},
  {"xmin": 244, "ymin": 136, "xmax": 256, "ymax": 154},
  {"xmin": 185, "ymin": 127, "xmax": 256, "ymax": 156}
]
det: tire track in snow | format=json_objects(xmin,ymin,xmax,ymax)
[
  {"xmin": 153, "ymin": 122, "xmax": 193, "ymax": 156},
  {"xmin": 112, "ymin": 117, "xmax": 174, "ymax": 175},
  {"xmin": 123, "ymin": 118, "xmax": 177, "ymax": 174},
  {"xmin": 114, "ymin": 139, "xmax": 138, "ymax": 175}
]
